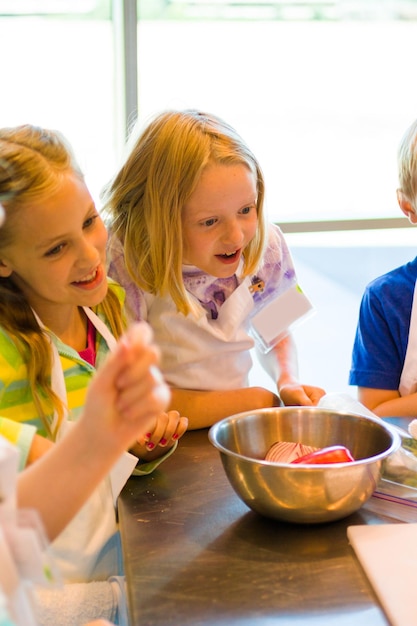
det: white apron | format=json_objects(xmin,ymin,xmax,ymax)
[
  {"xmin": 146, "ymin": 276, "xmax": 256, "ymax": 390},
  {"xmin": 33, "ymin": 307, "xmax": 137, "ymax": 583},
  {"xmin": 399, "ymin": 279, "xmax": 417, "ymax": 396}
]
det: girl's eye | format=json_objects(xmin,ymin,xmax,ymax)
[
  {"xmin": 83, "ymin": 214, "xmax": 98, "ymax": 229},
  {"xmin": 202, "ymin": 217, "xmax": 216, "ymax": 227},
  {"xmin": 45, "ymin": 243, "xmax": 64, "ymax": 257},
  {"xmin": 241, "ymin": 205, "xmax": 252, "ymax": 215}
]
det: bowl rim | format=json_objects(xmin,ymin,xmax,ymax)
[{"xmin": 208, "ymin": 406, "xmax": 401, "ymax": 467}]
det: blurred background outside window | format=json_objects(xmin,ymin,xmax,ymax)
[{"xmin": 1, "ymin": 0, "xmax": 417, "ymax": 392}]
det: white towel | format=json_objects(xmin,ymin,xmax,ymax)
[{"xmin": 33, "ymin": 576, "xmax": 128, "ymax": 626}]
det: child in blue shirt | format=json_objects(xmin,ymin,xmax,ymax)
[{"xmin": 349, "ymin": 117, "xmax": 417, "ymax": 416}]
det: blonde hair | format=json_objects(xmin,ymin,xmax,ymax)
[
  {"xmin": 103, "ymin": 109, "xmax": 267, "ymax": 316},
  {"xmin": 0, "ymin": 125, "xmax": 123, "ymax": 439},
  {"xmin": 398, "ymin": 118, "xmax": 417, "ymax": 209}
]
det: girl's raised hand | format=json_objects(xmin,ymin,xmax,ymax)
[
  {"xmin": 82, "ymin": 322, "xmax": 171, "ymax": 452},
  {"xmin": 112, "ymin": 322, "xmax": 171, "ymax": 421}
]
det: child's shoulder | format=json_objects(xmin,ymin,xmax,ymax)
[
  {"xmin": 107, "ymin": 276, "xmax": 126, "ymax": 302},
  {"xmin": 362, "ymin": 257, "xmax": 417, "ymax": 315},
  {"xmin": 266, "ymin": 221, "xmax": 286, "ymax": 244},
  {"xmin": 259, "ymin": 222, "xmax": 294, "ymax": 272},
  {"xmin": 0, "ymin": 327, "xmax": 30, "ymax": 390},
  {"xmin": 368, "ymin": 256, "xmax": 417, "ymax": 293},
  {"xmin": 0, "ymin": 325, "xmax": 24, "ymax": 361}
]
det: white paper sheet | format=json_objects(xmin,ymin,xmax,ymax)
[{"xmin": 348, "ymin": 523, "xmax": 417, "ymax": 626}]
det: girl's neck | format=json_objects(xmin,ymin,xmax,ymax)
[{"xmin": 35, "ymin": 305, "xmax": 88, "ymax": 351}]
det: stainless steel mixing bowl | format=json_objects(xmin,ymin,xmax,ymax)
[{"xmin": 208, "ymin": 407, "xmax": 400, "ymax": 523}]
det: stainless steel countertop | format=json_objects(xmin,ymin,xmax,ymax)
[{"xmin": 118, "ymin": 427, "xmax": 404, "ymax": 626}]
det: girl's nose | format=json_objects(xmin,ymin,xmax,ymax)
[
  {"xmin": 222, "ymin": 220, "xmax": 244, "ymax": 247},
  {"xmin": 77, "ymin": 238, "xmax": 100, "ymax": 267}
]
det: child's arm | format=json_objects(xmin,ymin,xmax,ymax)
[
  {"xmin": 17, "ymin": 322, "xmax": 170, "ymax": 541},
  {"xmin": 26, "ymin": 433, "xmax": 54, "ymax": 464},
  {"xmin": 357, "ymin": 386, "xmax": 417, "ymax": 417},
  {"xmin": 169, "ymin": 386, "xmax": 281, "ymax": 430},
  {"xmin": 168, "ymin": 334, "xmax": 325, "ymax": 429}
]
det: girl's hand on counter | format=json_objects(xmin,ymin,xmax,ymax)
[
  {"xmin": 130, "ymin": 410, "xmax": 189, "ymax": 462},
  {"xmin": 279, "ymin": 383, "xmax": 326, "ymax": 407}
]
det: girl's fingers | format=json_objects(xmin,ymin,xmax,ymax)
[
  {"xmin": 144, "ymin": 411, "xmax": 188, "ymax": 449},
  {"xmin": 115, "ymin": 343, "xmax": 160, "ymax": 390},
  {"xmin": 113, "ymin": 325, "xmax": 169, "ymax": 417},
  {"xmin": 116, "ymin": 365, "xmax": 170, "ymax": 418},
  {"xmin": 122, "ymin": 320, "xmax": 154, "ymax": 347},
  {"xmin": 173, "ymin": 416, "xmax": 189, "ymax": 440},
  {"xmin": 113, "ymin": 322, "xmax": 161, "ymax": 389}
]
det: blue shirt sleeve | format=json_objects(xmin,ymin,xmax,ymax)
[{"xmin": 349, "ymin": 263, "xmax": 415, "ymax": 390}]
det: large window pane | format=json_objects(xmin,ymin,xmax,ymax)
[
  {"xmin": 137, "ymin": 1, "xmax": 417, "ymax": 224},
  {"xmin": 137, "ymin": 2, "xmax": 417, "ymax": 393},
  {"xmin": 0, "ymin": 0, "xmax": 116, "ymax": 204},
  {"xmin": 1, "ymin": 1, "xmax": 416, "ymax": 394}
]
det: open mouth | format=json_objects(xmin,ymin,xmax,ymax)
[
  {"xmin": 72, "ymin": 268, "xmax": 98, "ymax": 285},
  {"xmin": 217, "ymin": 250, "xmax": 239, "ymax": 261}
]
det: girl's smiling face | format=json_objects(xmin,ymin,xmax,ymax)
[
  {"xmin": 182, "ymin": 162, "xmax": 258, "ymax": 278},
  {"xmin": 0, "ymin": 173, "xmax": 108, "ymax": 321}
]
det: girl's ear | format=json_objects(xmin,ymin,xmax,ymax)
[
  {"xmin": 0, "ymin": 259, "xmax": 13, "ymax": 277},
  {"xmin": 397, "ymin": 189, "xmax": 417, "ymax": 224}
]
